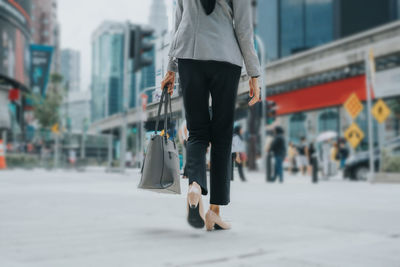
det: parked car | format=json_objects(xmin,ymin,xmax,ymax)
[{"xmin": 344, "ymin": 137, "xmax": 400, "ymax": 180}]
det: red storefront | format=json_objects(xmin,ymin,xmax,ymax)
[{"xmin": 268, "ymin": 75, "xmax": 371, "ymax": 116}]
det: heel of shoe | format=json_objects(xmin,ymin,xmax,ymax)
[
  {"xmin": 205, "ymin": 211, "xmax": 215, "ymax": 231},
  {"xmin": 205, "ymin": 210, "xmax": 231, "ymax": 231},
  {"xmin": 187, "ymin": 183, "xmax": 205, "ymax": 229},
  {"xmin": 187, "ymin": 184, "xmax": 201, "ymax": 209}
]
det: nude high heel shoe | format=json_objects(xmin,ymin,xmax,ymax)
[
  {"xmin": 187, "ymin": 182, "xmax": 205, "ymax": 228},
  {"xmin": 205, "ymin": 210, "xmax": 231, "ymax": 231}
]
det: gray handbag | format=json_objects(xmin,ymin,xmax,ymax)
[{"xmin": 138, "ymin": 88, "xmax": 181, "ymax": 194}]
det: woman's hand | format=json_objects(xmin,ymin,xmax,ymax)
[
  {"xmin": 248, "ymin": 77, "xmax": 261, "ymax": 106},
  {"xmin": 161, "ymin": 71, "xmax": 176, "ymax": 95},
  {"xmin": 235, "ymin": 153, "xmax": 241, "ymax": 164}
]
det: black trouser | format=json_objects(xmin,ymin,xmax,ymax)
[
  {"xmin": 178, "ymin": 59, "xmax": 241, "ymax": 205},
  {"xmin": 231, "ymin": 153, "xmax": 246, "ymax": 182},
  {"xmin": 237, "ymin": 162, "xmax": 246, "ymax": 182}
]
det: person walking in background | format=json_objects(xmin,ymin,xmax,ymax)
[
  {"xmin": 321, "ymin": 140, "xmax": 331, "ymax": 178},
  {"xmin": 178, "ymin": 120, "xmax": 189, "ymax": 178},
  {"xmin": 307, "ymin": 140, "xmax": 316, "ymax": 175},
  {"xmin": 161, "ymin": 0, "xmax": 261, "ymax": 230},
  {"xmin": 339, "ymin": 140, "xmax": 349, "ymax": 169},
  {"xmin": 270, "ymin": 127, "xmax": 286, "ymax": 183},
  {"xmin": 287, "ymin": 142, "xmax": 298, "ymax": 174},
  {"xmin": 331, "ymin": 141, "xmax": 339, "ymax": 174},
  {"xmin": 231, "ymin": 125, "xmax": 247, "ymax": 182},
  {"xmin": 297, "ymin": 137, "xmax": 309, "ymax": 175}
]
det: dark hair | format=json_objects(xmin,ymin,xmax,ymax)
[
  {"xmin": 234, "ymin": 125, "xmax": 243, "ymax": 139},
  {"xmin": 275, "ymin": 126, "xmax": 284, "ymax": 135}
]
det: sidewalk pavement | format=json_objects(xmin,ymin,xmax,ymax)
[{"xmin": 0, "ymin": 168, "xmax": 399, "ymax": 267}]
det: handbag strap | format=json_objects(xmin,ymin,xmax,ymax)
[
  {"xmin": 154, "ymin": 87, "xmax": 174, "ymax": 135},
  {"xmin": 163, "ymin": 90, "xmax": 168, "ymax": 135},
  {"xmin": 154, "ymin": 88, "xmax": 166, "ymax": 134}
]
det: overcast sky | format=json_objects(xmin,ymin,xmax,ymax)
[{"xmin": 58, "ymin": 0, "xmax": 173, "ymax": 92}]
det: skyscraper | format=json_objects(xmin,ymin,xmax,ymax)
[
  {"xmin": 31, "ymin": 0, "xmax": 61, "ymax": 73},
  {"xmin": 91, "ymin": 21, "xmax": 125, "ymax": 122},
  {"xmin": 61, "ymin": 49, "xmax": 81, "ymax": 93},
  {"xmin": 257, "ymin": 0, "xmax": 399, "ymax": 61},
  {"xmin": 148, "ymin": 0, "xmax": 169, "ymax": 37},
  {"xmin": 0, "ymin": 0, "xmax": 31, "ymax": 130}
]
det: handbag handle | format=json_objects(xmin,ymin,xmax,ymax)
[{"xmin": 154, "ymin": 87, "xmax": 173, "ymax": 135}]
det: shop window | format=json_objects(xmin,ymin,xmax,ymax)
[
  {"xmin": 289, "ymin": 112, "xmax": 307, "ymax": 144},
  {"xmin": 318, "ymin": 110, "xmax": 338, "ymax": 133}
]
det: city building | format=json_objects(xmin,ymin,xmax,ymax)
[
  {"xmin": 265, "ymin": 21, "xmax": 400, "ymax": 149},
  {"xmin": 60, "ymin": 90, "xmax": 91, "ymax": 132},
  {"xmin": 257, "ymin": 0, "xmax": 400, "ymax": 62},
  {"xmin": 0, "ymin": 0, "xmax": 31, "ymax": 132},
  {"xmin": 91, "ymin": 21, "xmax": 125, "ymax": 122},
  {"xmin": 91, "ymin": 21, "xmax": 157, "ymax": 124},
  {"xmin": 148, "ymin": 0, "xmax": 168, "ymax": 38},
  {"xmin": 61, "ymin": 49, "xmax": 81, "ymax": 92},
  {"xmin": 253, "ymin": 0, "xmax": 400, "ymax": 149},
  {"xmin": 31, "ymin": 0, "xmax": 61, "ymax": 73},
  {"xmin": 140, "ymin": 0, "xmax": 169, "ymax": 99}
]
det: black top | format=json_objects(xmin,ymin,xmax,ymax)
[
  {"xmin": 308, "ymin": 143, "xmax": 315, "ymax": 161},
  {"xmin": 200, "ymin": 0, "xmax": 217, "ymax": 15},
  {"xmin": 339, "ymin": 147, "xmax": 349, "ymax": 160},
  {"xmin": 298, "ymin": 144, "xmax": 306, "ymax": 156},
  {"xmin": 271, "ymin": 134, "xmax": 286, "ymax": 158}
]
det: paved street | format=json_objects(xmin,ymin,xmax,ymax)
[{"xmin": 0, "ymin": 169, "xmax": 400, "ymax": 267}]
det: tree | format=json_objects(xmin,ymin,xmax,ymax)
[{"xmin": 28, "ymin": 73, "xmax": 64, "ymax": 131}]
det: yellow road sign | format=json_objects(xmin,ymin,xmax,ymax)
[
  {"xmin": 344, "ymin": 93, "xmax": 363, "ymax": 119},
  {"xmin": 344, "ymin": 123, "xmax": 365, "ymax": 149},
  {"xmin": 51, "ymin": 123, "xmax": 60, "ymax": 134},
  {"xmin": 372, "ymin": 99, "xmax": 391, "ymax": 123}
]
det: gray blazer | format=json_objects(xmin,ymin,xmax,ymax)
[{"xmin": 168, "ymin": 0, "xmax": 261, "ymax": 77}]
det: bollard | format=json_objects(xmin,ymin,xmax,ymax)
[{"xmin": 312, "ymin": 155, "xmax": 318, "ymax": 183}]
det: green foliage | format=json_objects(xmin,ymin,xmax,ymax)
[
  {"xmin": 27, "ymin": 73, "xmax": 65, "ymax": 130},
  {"xmin": 381, "ymin": 149, "xmax": 400, "ymax": 173},
  {"xmin": 50, "ymin": 73, "xmax": 64, "ymax": 85},
  {"xmin": 27, "ymin": 89, "xmax": 63, "ymax": 130},
  {"xmin": 387, "ymin": 98, "xmax": 400, "ymax": 117},
  {"xmin": 6, "ymin": 154, "xmax": 39, "ymax": 169}
]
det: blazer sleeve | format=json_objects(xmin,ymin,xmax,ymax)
[
  {"xmin": 167, "ymin": 0, "xmax": 183, "ymax": 73},
  {"xmin": 232, "ymin": 0, "xmax": 261, "ymax": 77}
]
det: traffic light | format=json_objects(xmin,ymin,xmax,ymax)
[
  {"xmin": 130, "ymin": 26, "xmax": 154, "ymax": 72},
  {"xmin": 266, "ymin": 100, "xmax": 277, "ymax": 125}
]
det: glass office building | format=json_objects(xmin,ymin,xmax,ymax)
[
  {"xmin": 339, "ymin": 0, "xmax": 396, "ymax": 37},
  {"xmin": 257, "ymin": 0, "xmax": 399, "ymax": 61},
  {"xmin": 91, "ymin": 22, "xmax": 156, "ymax": 122},
  {"xmin": 91, "ymin": 22, "xmax": 125, "ymax": 122}
]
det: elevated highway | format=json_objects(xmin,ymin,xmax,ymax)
[{"xmin": 89, "ymin": 21, "xmax": 400, "ymax": 134}]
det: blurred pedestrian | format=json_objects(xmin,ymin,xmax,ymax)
[
  {"xmin": 231, "ymin": 125, "xmax": 247, "ymax": 182},
  {"xmin": 270, "ymin": 127, "xmax": 286, "ymax": 183},
  {"xmin": 331, "ymin": 141, "xmax": 339, "ymax": 174},
  {"xmin": 69, "ymin": 149, "xmax": 76, "ymax": 168},
  {"xmin": 307, "ymin": 141, "xmax": 316, "ymax": 175},
  {"xmin": 178, "ymin": 120, "xmax": 189, "ymax": 178},
  {"xmin": 287, "ymin": 142, "xmax": 298, "ymax": 174},
  {"xmin": 339, "ymin": 141, "xmax": 349, "ymax": 169},
  {"xmin": 321, "ymin": 140, "xmax": 331, "ymax": 178},
  {"xmin": 161, "ymin": 0, "xmax": 261, "ymax": 230},
  {"xmin": 297, "ymin": 137, "xmax": 309, "ymax": 175}
]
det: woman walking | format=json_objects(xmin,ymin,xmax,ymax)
[
  {"xmin": 231, "ymin": 125, "xmax": 247, "ymax": 182},
  {"xmin": 161, "ymin": 0, "xmax": 260, "ymax": 230}
]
